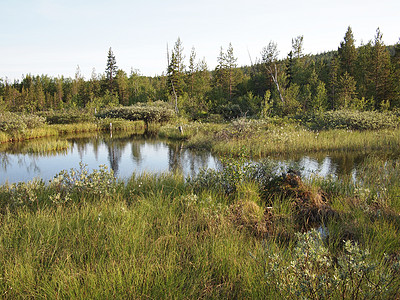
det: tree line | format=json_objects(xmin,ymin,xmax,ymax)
[{"xmin": 1, "ymin": 26, "xmax": 399, "ymax": 119}]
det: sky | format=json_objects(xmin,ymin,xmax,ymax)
[{"xmin": 1, "ymin": 0, "xmax": 399, "ymax": 81}]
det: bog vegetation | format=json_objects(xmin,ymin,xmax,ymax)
[
  {"xmin": 0, "ymin": 158, "xmax": 400, "ymax": 298},
  {"xmin": 1, "ymin": 26, "xmax": 400, "ymax": 298}
]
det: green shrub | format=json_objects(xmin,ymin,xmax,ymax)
[
  {"xmin": 96, "ymin": 101, "xmax": 175, "ymax": 126},
  {"xmin": 49, "ymin": 162, "xmax": 117, "ymax": 202},
  {"xmin": 0, "ymin": 112, "xmax": 46, "ymax": 133},
  {"xmin": 262, "ymin": 229, "xmax": 400, "ymax": 299},
  {"xmin": 188, "ymin": 157, "xmax": 278, "ymax": 197},
  {"xmin": 0, "ymin": 179, "xmax": 46, "ymax": 210},
  {"xmin": 37, "ymin": 109, "xmax": 95, "ymax": 124},
  {"xmin": 299, "ymin": 110, "xmax": 400, "ymax": 130}
]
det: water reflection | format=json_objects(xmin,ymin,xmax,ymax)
[
  {"xmin": 0, "ymin": 133, "xmax": 219, "ymax": 184},
  {"xmin": 268, "ymin": 151, "xmax": 372, "ymax": 178},
  {"xmin": 0, "ymin": 132, "xmax": 396, "ymax": 184}
]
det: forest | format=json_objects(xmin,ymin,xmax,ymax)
[{"xmin": 1, "ymin": 26, "xmax": 399, "ymax": 119}]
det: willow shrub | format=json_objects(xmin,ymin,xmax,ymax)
[
  {"xmin": 299, "ymin": 110, "xmax": 400, "ymax": 131},
  {"xmin": 97, "ymin": 101, "xmax": 176, "ymax": 126},
  {"xmin": 262, "ymin": 229, "xmax": 400, "ymax": 299},
  {"xmin": 0, "ymin": 112, "xmax": 46, "ymax": 133},
  {"xmin": 37, "ymin": 109, "xmax": 96, "ymax": 124}
]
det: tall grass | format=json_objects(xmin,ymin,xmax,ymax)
[{"xmin": 0, "ymin": 172, "xmax": 270, "ymax": 298}]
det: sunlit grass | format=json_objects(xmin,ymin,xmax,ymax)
[{"xmin": 159, "ymin": 120, "xmax": 400, "ymax": 157}]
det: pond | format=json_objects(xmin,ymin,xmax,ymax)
[{"xmin": 0, "ymin": 132, "xmax": 383, "ymax": 185}]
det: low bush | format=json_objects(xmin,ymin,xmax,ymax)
[
  {"xmin": 0, "ymin": 112, "xmax": 46, "ymax": 133},
  {"xmin": 262, "ymin": 229, "xmax": 400, "ymax": 299},
  {"xmin": 96, "ymin": 101, "xmax": 176, "ymax": 126},
  {"xmin": 37, "ymin": 109, "xmax": 95, "ymax": 124},
  {"xmin": 299, "ymin": 110, "xmax": 400, "ymax": 130}
]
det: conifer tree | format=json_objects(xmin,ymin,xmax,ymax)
[
  {"xmin": 214, "ymin": 43, "xmax": 239, "ymax": 101},
  {"xmin": 167, "ymin": 37, "xmax": 185, "ymax": 98},
  {"xmin": 338, "ymin": 71, "xmax": 357, "ymax": 108},
  {"xmin": 106, "ymin": 47, "xmax": 118, "ymax": 92},
  {"xmin": 329, "ymin": 55, "xmax": 340, "ymax": 109},
  {"xmin": 369, "ymin": 28, "xmax": 391, "ymax": 108},
  {"xmin": 187, "ymin": 46, "xmax": 196, "ymax": 97},
  {"xmin": 225, "ymin": 43, "xmax": 238, "ymax": 100},
  {"xmin": 338, "ymin": 26, "xmax": 357, "ymax": 76},
  {"xmin": 391, "ymin": 39, "xmax": 400, "ymax": 107},
  {"xmin": 355, "ymin": 41, "xmax": 372, "ymax": 100}
]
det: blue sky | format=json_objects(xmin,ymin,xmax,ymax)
[{"xmin": 1, "ymin": 0, "xmax": 399, "ymax": 81}]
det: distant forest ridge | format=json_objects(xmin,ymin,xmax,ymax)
[{"xmin": 1, "ymin": 26, "xmax": 400, "ymax": 118}]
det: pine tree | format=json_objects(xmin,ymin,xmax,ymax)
[
  {"xmin": 214, "ymin": 43, "xmax": 239, "ymax": 101},
  {"xmin": 116, "ymin": 69, "xmax": 129, "ymax": 105},
  {"xmin": 328, "ymin": 55, "xmax": 340, "ymax": 109},
  {"xmin": 355, "ymin": 42, "xmax": 372, "ymax": 100},
  {"xmin": 286, "ymin": 51, "xmax": 294, "ymax": 87},
  {"xmin": 391, "ymin": 39, "xmax": 400, "ymax": 107},
  {"xmin": 292, "ymin": 36, "xmax": 304, "ymax": 59}
]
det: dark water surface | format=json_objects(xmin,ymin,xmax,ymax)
[{"xmin": 0, "ymin": 132, "xmax": 382, "ymax": 184}]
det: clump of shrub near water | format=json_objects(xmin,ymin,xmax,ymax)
[
  {"xmin": 0, "ymin": 112, "xmax": 46, "ymax": 132},
  {"xmin": 298, "ymin": 109, "xmax": 400, "ymax": 130},
  {"xmin": 0, "ymin": 112, "xmax": 57, "ymax": 143},
  {"xmin": 96, "ymin": 101, "xmax": 176, "ymax": 127},
  {"xmin": 37, "ymin": 109, "xmax": 96, "ymax": 125}
]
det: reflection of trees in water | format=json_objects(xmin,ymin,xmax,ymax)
[
  {"xmin": 15, "ymin": 155, "xmax": 41, "ymax": 175},
  {"xmin": 272, "ymin": 151, "xmax": 374, "ymax": 178},
  {"xmin": 168, "ymin": 142, "xmax": 183, "ymax": 173},
  {"xmin": 103, "ymin": 136, "xmax": 141, "ymax": 176},
  {"xmin": 186, "ymin": 150, "xmax": 214, "ymax": 174},
  {"xmin": 0, "ymin": 153, "xmax": 10, "ymax": 171},
  {"xmin": 105, "ymin": 140, "xmax": 128, "ymax": 176},
  {"xmin": 167, "ymin": 142, "xmax": 217, "ymax": 175},
  {"xmin": 306, "ymin": 151, "xmax": 367, "ymax": 177},
  {"xmin": 131, "ymin": 141, "xmax": 143, "ymax": 164}
]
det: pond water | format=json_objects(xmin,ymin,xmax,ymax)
[{"xmin": 0, "ymin": 132, "xmax": 380, "ymax": 184}]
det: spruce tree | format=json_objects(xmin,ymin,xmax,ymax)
[
  {"xmin": 167, "ymin": 37, "xmax": 185, "ymax": 98},
  {"xmin": 187, "ymin": 46, "xmax": 196, "ymax": 97},
  {"xmin": 225, "ymin": 43, "xmax": 238, "ymax": 100},
  {"xmin": 338, "ymin": 26, "xmax": 357, "ymax": 77},
  {"xmin": 106, "ymin": 47, "xmax": 118, "ymax": 92},
  {"xmin": 369, "ymin": 28, "xmax": 391, "ymax": 108}
]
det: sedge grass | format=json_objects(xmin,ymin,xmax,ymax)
[
  {"xmin": 1, "ymin": 160, "xmax": 400, "ymax": 298},
  {"xmin": 159, "ymin": 121, "xmax": 400, "ymax": 157},
  {"xmin": 212, "ymin": 127, "xmax": 400, "ymax": 157},
  {"xmin": 0, "ymin": 120, "xmax": 145, "ymax": 144},
  {"xmin": 0, "ymin": 183, "xmax": 270, "ymax": 298}
]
